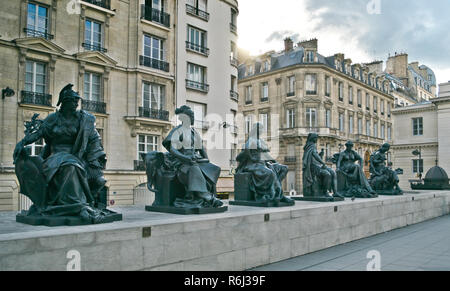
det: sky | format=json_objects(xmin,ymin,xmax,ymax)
[{"xmin": 237, "ymin": 0, "xmax": 450, "ymax": 87}]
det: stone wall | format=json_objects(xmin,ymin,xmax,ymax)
[{"xmin": 0, "ymin": 192, "xmax": 449, "ymax": 271}]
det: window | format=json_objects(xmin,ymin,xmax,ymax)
[
  {"xmin": 84, "ymin": 73, "xmax": 102, "ymax": 102},
  {"xmin": 245, "ymin": 115, "xmax": 253, "ymax": 134},
  {"xmin": 358, "ymin": 118, "xmax": 362, "ymax": 134},
  {"xmin": 381, "ymin": 124, "xmax": 385, "ymax": 139},
  {"xmin": 287, "ymin": 109, "xmax": 296, "ymax": 128},
  {"xmin": 366, "ymin": 120, "xmax": 371, "ymax": 136},
  {"xmin": 306, "ymin": 108, "xmax": 317, "ymax": 128},
  {"xmin": 25, "ymin": 61, "xmax": 46, "ymax": 94},
  {"xmin": 144, "ymin": 35, "xmax": 164, "ymax": 61},
  {"xmin": 349, "ymin": 86, "xmax": 353, "ymax": 104},
  {"xmin": 26, "ymin": 3, "xmax": 49, "ymax": 38},
  {"xmin": 259, "ymin": 113, "xmax": 268, "ymax": 134},
  {"xmin": 413, "ymin": 159, "xmax": 424, "ymax": 174},
  {"xmin": 187, "ymin": 0, "xmax": 207, "ymax": 11},
  {"xmin": 247, "ymin": 65, "xmax": 253, "ymax": 76},
  {"xmin": 387, "ymin": 126, "xmax": 392, "ymax": 140},
  {"xmin": 287, "ymin": 171, "xmax": 296, "ymax": 192},
  {"xmin": 374, "ymin": 122, "xmax": 378, "ymax": 138},
  {"xmin": 288, "ymin": 76, "xmax": 295, "ymax": 96},
  {"xmin": 325, "ymin": 109, "xmax": 331, "ymax": 128},
  {"xmin": 366, "ymin": 94, "xmax": 370, "ymax": 110},
  {"xmin": 262, "ymin": 61, "xmax": 270, "ymax": 72},
  {"xmin": 349, "ymin": 115, "xmax": 354, "ymax": 134},
  {"xmin": 373, "ymin": 96, "xmax": 378, "ymax": 113},
  {"xmin": 230, "ymin": 8, "xmax": 237, "ymax": 33},
  {"xmin": 325, "ymin": 76, "xmax": 331, "ymax": 97},
  {"xmin": 339, "ymin": 113, "xmax": 344, "ymax": 132},
  {"xmin": 381, "ymin": 100, "xmax": 385, "ymax": 115},
  {"xmin": 84, "ymin": 20, "xmax": 103, "ymax": 51},
  {"xmin": 305, "ymin": 74, "xmax": 317, "ymax": 95},
  {"xmin": 138, "ymin": 135, "xmax": 159, "ymax": 160},
  {"xmin": 245, "ymin": 86, "xmax": 253, "ymax": 104},
  {"xmin": 187, "ymin": 102, "xmax": 206, "ymax": 130},
  {"xmin": 305, "ymin": 50, "xmax": 314, "ymax": 63},
  {"xmin": 187, "ymin": 26, "xmax": 208, "ymax": 55},
  {"xmin": 387, "ymin": 102, "xmax": 391, "ymax": 117},
  {"xmin": 187, "ymin": 62, "xmax": 206, "ymax": 84},
  {"xmin": 143, "ymin": 82, "xmax": 165, "ymax": 110},
  {"xmin": 357, "ymin": 90, "xmax": 362, "ymax": 107},
  {"xmin": 413, "ymin": 118, "xmax": 423, "ymax": 136},
  {"xmin": 338, "ymin": 82, "xmax": 344, "ymax": 101},
  {"xmin": 26, "ymin": 138, "xmax": 45, "ymax": 157},
  {"xmin": 261, "ymin": 82, "xmax": 269, "ymax": 101}
]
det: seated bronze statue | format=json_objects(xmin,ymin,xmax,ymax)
[
  {"xmin": 143, "ymin": 105, "xmax": 226, "ymax": 214},
  {"xmin": 13, "ymin": 84, "xmax": 121, "ymax": 225},
  {"xmin": 369, "ymin": 143, "xmax": 403, "ymax": 195},
  {"xmin": 334, "ymin": 141, "xmax": 377, "ymax": 198},
  {"xmin": 300, "ymin": 133, "xmax": 343, "ymax": 201},
  {"xmin": 232, "ymin": 123, "xmax": 294, "ymax": 207}
]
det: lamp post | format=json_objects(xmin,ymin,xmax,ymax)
[{"xmin": 412, "ymin": 147, "xmax": 423, "ymax": 180}]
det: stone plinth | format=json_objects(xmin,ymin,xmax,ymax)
[{"xmin": 0, "ymin": 191, "xmax": 449, "ymax": 271}]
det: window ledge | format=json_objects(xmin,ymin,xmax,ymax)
[
  {"xmin": 140, "ymin": 18, "xmax": 171, "ymax": 32},
  {"xmin": 80, "ymin": 1, "xmax": 116, "ymax": 15}
]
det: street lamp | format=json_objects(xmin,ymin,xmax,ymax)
[{"xmin": 412, "ymin": 148, "xmax": 423, "ymax": 180}]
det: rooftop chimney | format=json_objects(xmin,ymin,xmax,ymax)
[{"xmin": 284, "ymin": 37, "xmax": 293, "ymax": 53}]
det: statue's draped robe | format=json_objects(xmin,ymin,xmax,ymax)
[
  {"xmin": 302, "ymin": 142, "xmax": 322, "ymax": 190},
  {"xmin": 16, "ymin": 110, "xmax": 105, "ymax": 216},
  {"xmin": 338, "ymin": 150, "xmax": 374, "ymax": 193}
]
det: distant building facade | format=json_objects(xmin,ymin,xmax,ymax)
[
  {"xmin": 438, "ymin": 81, "xmax": 450, "ymax": 98},
  {"xmin": 237, "ymin": 38, "xmax": 395, "ymax": 194}
]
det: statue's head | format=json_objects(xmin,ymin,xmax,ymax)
[
  {"xmin": 176, "ymin": 105, "xmax": 195, "ymax": 126},
  {"xmin": 380, "ymin": 143, "xmax": 390, "ymax": 153},
  {"xmin": 57, "ymin": 84, "xmax": 81, "ymax": 110},
  {"xmin": 306, "ymin": 133, "xmax": 319, "ymax": 144},
  {"xmin": 345, "ymin": 141, "xmax": 354, "ymax": 150}
]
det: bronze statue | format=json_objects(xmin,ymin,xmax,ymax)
[
  {"xmin": 369, "ymin": 143, "xmax": 403, "ymax": 195},
  {"xmin": 13, "ymin": 84, "xmax": 121, "ymax": 226},
  {"xmin": 334, "ymin": 141, "xmax": 377, "ymax": 198},
  {"xmin": 231, "ymin": 123, "xmax": 294, "ymax": 207},
  {"xmin": 144, "ymin": 105, "xmax": 226, "ymax": 214},
  {"xmin": 296, "ymin": 133, "xmax": 344, "ymax": 202}
]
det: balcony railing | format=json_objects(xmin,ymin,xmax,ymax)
[
  {"xmin": 230, "ymin": 23, "xmax": 237, "ymax": 34},
  {"xmin": 194, "ymin": 120, "xmax": 210, "ymax": 130},
  {"xmin": 306, "ymin": 90, "xmax": 317, "ymax": 95},
  {"xmin": 186, "ymin": 79, "xmax": 209, "ymax": 93},
  {"xmin": 230, "ymin": 90, "xmax": 239, "ymax": 101},
  {"xmin": 186, "ymin": 4, "xmax": 209, "ymax": 21},
  {"xmin": 186, "ymin": 41, "xmax": 209, "ymax": 56},
  {"xmin": 260, "ymin": 97, "xmax": 269, "ymax": 102},
  {"xmin": 139, "ymin": 55, "xmax": 169, "ymax": 72},
  {"xmin": 20, "ymin": 91, "xmax": 52, "ymax": 107},
  {"xmin": 141, "ymin": 5, "xmax": 170, "ymax": 28},
  {"xmin": 245, "ymin": 100, "xmax": 252, "ymax": 105},
  {"xmin": 82, "ymin": 100, "xmax": 106, "ymax": 114},
  {"xmin": 287, "ymin": 92, "xmax": 295, "ymax": 97},
  {"xmin": 82, "ymin": 0, "xmax": 111, "ymax": 10},
  {"xmin": 230, "ymin": 57, "xmax": 238, "ymax": 67},
  {"xmin": 285, "ymin": 156, "xmax": 297, "ymax": 163},
  {"xmin": 134, "ymin": 160, "xmax": 146, "ymax": 171},
  {"xmin": 82, "ymin": 43, "xmax": 107, "ymax": 53},
  {"xmin": 138, "ymin": 107, "xmax": 169, "ymax": 121},
  {"xmin": 23, "ymin": 28, "xmax": 54, "ymax": 40}
]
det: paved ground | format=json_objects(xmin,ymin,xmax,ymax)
[{"xmin": 253, "ymin": 215, "xmax": 450, "ymax": 271}]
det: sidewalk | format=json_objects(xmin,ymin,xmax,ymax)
[{"xmin": 252, "ymin": 215, "xmax": 450, "ymax": 271}]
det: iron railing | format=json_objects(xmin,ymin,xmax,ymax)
[
  {"xmin": 230, "ymin": 57, "xmax": 238, "ymax": 67},
  {"xmin": 186, "ymin": 41, "xmax": 209, "ymax": 56},
  {"xmin": 138, "ymin": 107, "xmax": 169, "ymax": 121},
  {"xmin": 186, "ymin": 79, "xmax": 209, "ymax": 92},
  {"xmin": 141, "ymin": 5, "xmax": 170, "ymax": 28},
  {"xmin": 186, "ymin": 4, "xmax": 209, "ymax": 21},
  {"xmin": 82, "ymin": 0, "xmax": 111, "ymax": 9},
  {"xmin": 260, "ymin": 97, "xmax": 269, "ymax": 102},
  {"xmin": 139, "ymin": 55, "xmax": 169, "ymax": 72},
  {"xmin": 23, "ymin": 28, "xmax": 54, "ymax": 40},
  {"xmin": 81, "ymin": 99, "xmax": 106, "ymax": 114},
  {"xmin": 230, "ymin": 90, "xmax": 239, "ymax": 101},
  {"xmin": 287, "ymin": 92, "xmax": 295, "ymax": 97},
  {"xmin": 134, "ymin": 160, "xmax": 146, "ymax": 171},
  {"xmin": 82, "ymin": 43, "xmax": 107, "ymax": 53},
  {"xmin": 230, "ymin": 23, "xmax": 237, "ymax": 34},
  {"xmin": 20, "ymin": 91, "xmax": 52, "ymax": 107},
  {"xmin": 306, "ymin": 90, "xmax": 317, "ymax": 95}
]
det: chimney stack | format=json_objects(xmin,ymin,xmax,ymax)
[{"xmin": 284, "ymin": 37, "xmax": 293, "ymax": 53}]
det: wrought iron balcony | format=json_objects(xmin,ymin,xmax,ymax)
[
  {"xmin": 82, "ymin": 0, "xmax": 111, "ymax": 10},
  {"xmin": 245, "ymin": 100, "xmax": 252, "ymax": 105},
  {"xmin": 230, "ymin": 23, "xmax": 237, "ymax": 34},
  {"xmin": 287, "ymin": 92, "xmax": 295, "ymax": 97},
  {"xmin": 230, "ymin": 90, "xmax": 239, "ymax": 101},
  {"xmin": 186, "ymin": 4, "xmax": 209, "ymax": 21},
  {"xmin": 230, "ymin": 57, "xmax": 238, "ymax": 67},
  {"xmin": 194, "ymin": 120, "xmax": 210, "ymax": 130},
  {"xmin": 139, "ymin": 55, "xmax": 169, "ymax": 72},
  {"xmin": 186, "ymin": 41, "xmax": 209, "ymax": 56},
  {"xmin": 134, "ymin": 160, "xmax": 146, "ymax": 171},
  {"xmin": 260, "ymin": 97, "xmax": 269, "ymax": 103},
  {"xmin": 186, "ymin": 79, "xmax": 209, "ymax": 93},
  {"xmin": 81, "ymin": 100, "xmax": 106, "ymax": 114},
  {"xmin": 284, "ymin": 156, "xmax": 297, "ymax": 163},
  {"xmin": 138, "ymin": 107, "xmax": 169, "ymax": 121},
  {"xmin": 306, "ymin": 90, "xmax": 317, "ymax": 95},
  {"xmin": 82, "ymin": 43, "xmax": 107, "ymax": 53},
  {"xmin": 23, "ymin": 28, "xmax": 54, "ymax": 40},
  {"xmin": 141, "ymin": 5, "xmax": 170, "ymax": 28},
  {"xmin": 20, "ymin": 91, "xmax": 52, "ymax": 107}
]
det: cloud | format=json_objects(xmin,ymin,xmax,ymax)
[
  {"xmin": 265, "ymin": 31, "xmax": 300, "ymax": 43},
  {"xmin": 303, "ymin": 0, "xmax": 450, "ymax": 73}
]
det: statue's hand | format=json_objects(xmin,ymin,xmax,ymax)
[{"xmin": 13, "ymin": 141, "xmax": 25, "ymax": 164}]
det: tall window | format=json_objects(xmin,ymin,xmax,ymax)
[
  {"xmin": 305, "ymin": 50, "xmax": 314, "ymax": 63},
  {"xmin": 187, "ymin": 63, "xmax": 206, "ymax": 84},
  {"xmin": 245, "ymin": 115, "xmax": 253, "ymax": 134},
  {"xmin": 413, "ymin": 118, "xmax": 423, "ymax": 136},
  {"xmin": 338, "ymin": 82, "xmax": 344, "ymax": 101},
  {"xmin": 143, "ymin": 82, "xmax": 165, "ymax": 110},
  {"xmin": 25, "ymin": 61, "xmax": 46, "ymax": 93},
  {"xmin": 288, "ymin": 76, "xmax": 295, "ymax": 95},
  {"xmin": 306, "ymin": 108, "xmax": 317, "ymax": 128},
  {"xmin": 85, "ymin": 20, "xmax": 103, "ymax": 51},
  {"xmin": 84, "ymin": 72, "xmax": 102, "ymax": 101},
  {"xmin": 339, "ymin": 113, "xmax": 344, "ymax": 132},
  {"xmin": 388, "ymin": 125, "xmax": 392, "ymax": 140},
  {"xmin": 349, "ymin": 86, "xmax": 353, "ymax": 104},
  {"xmin": 144, "ymin": 35, "xmax": 164, "ymax": 61},
  {"xmin": 187, "ymin": 102, "xmax": 206, "ymax": 129},
  {"xmin": 259, "ymin": 113, "xmax": 268, "ymax": 134},
  {"xmin": 138, "ymin": 135, "xmax": 159, "ymax": 160},
  {"xmin": 358, "ymin": 118, "xmax": 362, "ymax": 134},
  {"xmin": 373, "ymin": 122, "xmax": 378, "ymax": 138},
  {"xmin": 387, "ymin": 102, "xmax": 391, "ymax": 117},
  {"xmin": 381, "ymin": 100, "xmax": 385, "ymax": 114},
  {"xmin": 381, "ymin": 124, "xmax": 385, "ymax": 139},
  {"xmin": 373, "ymin": 96, "xmax": 378, "ymax": 113},
  {"xmin": 413, "ymin": 159, "xmax": 424, "ymax": 174},
  {"xmin": 245, "ymin": 86, "xmax": 253, "ymax": 104},
  {"xmin": 261, "ymin": 82, "xmax": 269, "ymax": 101},
  {"xmin": 366, "ymin": 93, "xmax": 370, "ymax": 110},
  {"xmin": 26, "ymin": 3, "xmax": 49, "ymax": 37},
  {"xmin": 325, "ymin": 76, "xmax": 331, "ymax": 97},
  {"xmin": 187, "ymin": 26, "xmax": 207, "ymax": 54},
  {"xmin": 305, "ymin": 74, "xmax": 317, "ymax": 95},
  {"xmin": 325, "ymin": 109, "xmax": 331, "ymax": 128},
  {"xmin": 287, "ymin": 109, "xmax": 296, "ymax": 128},
  {"xmin": 366, "ymin": 120, "xmax": 371, "ymax": 136},
  {"xmin": 349, "ymin": 115, "xmax": 354, "ymax": 134},
  {"xmin": 357, "ymin": 90, "xmax": 362, "ymax": 107}
]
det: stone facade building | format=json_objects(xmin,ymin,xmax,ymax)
[
  {"xmin": 0, "ymin": 0, "xmax": 238, "ymax": 211},
  {"xmin": 237, "ymin": 38, "xmax": 395, "ymax": 194},
  {"xmin": 439, "ymin": 81, "xmax": 450, "ymax": 98}
]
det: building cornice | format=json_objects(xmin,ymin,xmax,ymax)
[
  {"xmin": 392, "ymin": 142, "xmax": 438, "ymax": 150},
  {"xmin": 220, "ymin": 0, "xmax": 239, "ymax": 12},
  {"xmin": 392, "ymin": 104, "xmax": 436, "ymax": 115}
]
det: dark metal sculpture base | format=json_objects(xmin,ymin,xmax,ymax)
[
  {"xmin": 292, "ymin": 196, "xmax": 345, "ymax": 202},
  {"xmin": 16, "ymin": 210, "xmax": 122, "ymax": 227},
  {"xmin": 229, "ymin": 200, "xmax": 295, "ymax": 208},
  {"xmin": 146, "ymin": 205, "xmax": 228, "ymax": 215},
  {"xmin": 375, "ymin": 190, "xmax": 403, "ymax": 196}
]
